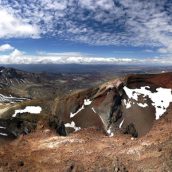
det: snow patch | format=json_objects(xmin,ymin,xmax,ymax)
[
  {"xmin": 64, "ymin": 121, "xmax": 81, "ymax": 132},
  {"xmin": 84, "ymin": 99, "xmax": 92, "ymax": 105},
  {"xmin": 70, "ymin": 99, "xmax": 92, "ymax": 118},
  {"xmin": 137, "ymin": 103, "xmax": 148, "ymax": 108},
  {"xmin": 107, "ymin": 128, "xmax": 114, "ymax": 137},
  {"xmin": 123, "ymin": 98, "xmax": 148, "ymax": 109},
  {"xmin": 123, "ymin": 86, "xmax": 172, "ymax": 120},
  {"xmin": 12, "ymin": 106, "xmax": 42, "ymax": 117},
  {"xmin": 0, "ymin": 126, "xmax": 6, "ymax": 129},
  {"xmin": 123, "ymin": 99, "xmax": 132, "ymax": 109}
]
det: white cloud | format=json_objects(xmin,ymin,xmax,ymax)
[
  {"xmin": 157, "ymin": 42, "xmax": 172, "ymax": 54},
  {"xmin": 1, "ymin": 0, "xmax": 172, "ymax": 55},
  {"xmin": 41, "ymin": 0, "xmax": 67, "ymax": 10},
  {"xmin": 0, "ymin": 42, "xmax": 171, "ymax": 64},
  {"xmin": 0, "ymin": 44, "xmax": 14, "ymax": 52},
  {"xmin": 0, "ymin": 48, "xmax": 134, "ymax": 64},
  {"xmin": 0, "ymin": 8, "xmax": 40, "ymax": 38},
  {"xmin": 0, "ymin": 55, "xmax": 133, "ymax": 65},
  {"xmin": 37, "ymin": 51, "xmax": 83, "ymax": 57},
  {"xmin": 10, "ymin": 49, "xmax": 23, "ymax": 57},
  {"xmin": 0, "ymin": 48, "xmax": 171, "ymax": 65},
  {"xmin": 79, "ymin": 0, "xmax": 115, "ymax": 11}
]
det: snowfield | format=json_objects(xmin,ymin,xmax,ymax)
[{"xmin": 123, "ymin": 86, "xmax": 172, "ymax": 120}]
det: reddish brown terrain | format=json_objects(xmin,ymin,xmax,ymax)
[
  {"xmin": 126, "ymin": 73, "xmax": 172, "ymax": 88},
  {"xmin": 0, "ymin": 111, "xmax": 171, "ymax": 172},
  {"xmin": 0, "ymin": 72, "xmax": 172, "ymax": 172}
]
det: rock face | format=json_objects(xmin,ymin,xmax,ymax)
[
  {"xmin": 1, "ymin": 71, "xmax": 172, "ymax": 139},
  {"xmin": 52, "ymin": 73, "xmax": 172, "ymax": 137},
  {"xmin": 0, "ymin": 66, "xmax": 104, "ymax": 100},
  {"xmin": 0, "ymin": 117, "xmax": 37, "ymax": 138},
  {"xmin": 0, "ymin": 71, "xmax": 172, "ymax": 171},
  {"xmin": 0, "ymin": 67, "xmax": 33, "ymax": 87},
  {"xmin": 0, "ymin": 66, "xmax": 67, "ymax": 100}
]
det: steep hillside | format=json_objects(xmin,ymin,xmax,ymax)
[
  {"xmin": 51, "ymin": 73, "xmax": 172, "ymax": 138},
  {"xmin": 0, "ymin": 72, "xmax": 172, "ymax": 171}
]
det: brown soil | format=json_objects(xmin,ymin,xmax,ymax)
[
  {"xmin": 0, "ymin": 105, "xmax": 172, "ymax": 172},
  {"xmin": 1, "ymin": 73, "xmax": 172, "ymax": 172}
]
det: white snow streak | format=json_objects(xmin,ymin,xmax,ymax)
[
  {"xmin": 119, "ymin": 119, "xmax": 124, "ymax": 128},
  {"xmin": 70, "ymin": 105, "xmax": 84, "ymax": 118},
  {"xmin": 70, "ymin": 99, "xmax": 92, "ymax": 118},
  {"xmin": 92, "ymin": 107, "xmax": 96, "ymax": 113}
]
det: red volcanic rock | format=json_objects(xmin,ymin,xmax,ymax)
[
  {"xmin": 51, "ymin": 73, "xmax": 172, "ymax": 138},
  {"xmin": 0, "ymin": 73, "xmax": 172, "ymax": 171},
  {"xmin": 126, "ymin": 72, "xmax": 172, "ymax": 88}
]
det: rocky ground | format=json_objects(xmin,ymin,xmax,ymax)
[
  {"xmin": 0, "ymin": 105, "xmax": 171, "ymax": 172},
  {"xmin": 0, "ymin": 68, "xmax": 172, "ymax": 172}
]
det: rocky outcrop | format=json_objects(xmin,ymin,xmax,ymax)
[
  {"xmin": 1, "ymin": 72, "xmax": 172, "ymax": 139},
  {"xmin": 51, "ymin": 78, "xmax": 123, "ymax": 136},
  {"xmin": 52, "ymin": 73, "xmax": 172, "ymax": 138},
  {"xmin": 0, "ymin": 117, "xmax": 37, "ymax": 138},
  {"xmin": 0, "ymin": 66, "xmax": 59, "ymax": 88},
  {"xmin": 0, "ymin": 72, "xmax": 172, "ymax": 171},
  {"xmin": 49, "ymin": 116, "xmax": 67, "ymax": 136}
]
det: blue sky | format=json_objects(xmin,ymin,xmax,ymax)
[{"xmin": 0, "ymin": 0, "xmax": 172, "ymax": 64}]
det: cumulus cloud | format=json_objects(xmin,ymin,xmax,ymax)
[
  {"xmin": 1, "ymin": 0, "xmax": 172, "ymax": 54},
  {"xmin": 0, "ymin": 44, "xmax": 14, "ymax": 52}
]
